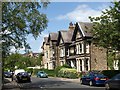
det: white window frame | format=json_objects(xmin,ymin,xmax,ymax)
[{"xmin": 86, "ymin": 43, "xmax": 89, "ymax": 53}]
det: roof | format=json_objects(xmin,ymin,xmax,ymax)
[
  {"xmin": 58, "ymin": 30, "xmax": 74, "ymax": 44},
  {"xmin": 49, "ymin": 33, "xmax": 58, "ymax": 41},
  {"xmin": 41, "ymin": 37, "xmax": 49, "ymax": 48},
  {"xmin": 44, "ymin": 37, "xmax": 49, "ymax": 44},
  {"xmin": 78, "ymin": 22, "xmax": 93, "ymax": 37},
  {"xmin": 65, "ymin": 30, "xmax": 74, "ymax": 43}
]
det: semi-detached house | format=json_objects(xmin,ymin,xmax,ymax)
[{"xmin": 41, "ymin": 22, "xmax": 108, "ymax": 72}]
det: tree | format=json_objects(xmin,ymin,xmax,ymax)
[
  {"xmin": 89, "ymin": 1, "xmax": 120, "ymax": 51},
  {"xmin": 1, "ymin": 1, "xmax": 49, "ymax": 85},
  {"xmin": 89, "ymin": 1, "xmax": 120, "ymax": 69},
  {"xmin": 4, "ymin": 53, "xmax": 22, "ymax": 70},
  {"xmin": 2, "ymin": 2, "xmax": 49, "ymax": 58}
]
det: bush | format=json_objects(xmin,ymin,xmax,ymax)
[
  {"xmin": 57, "ymin": 68, "xmax": 79, "ymax": 79},
  {"xmin": 101, "ymin": 70, "xmax": 120, "ymax": 79},
  {"xmin": 55, "ymin": 64, "xmax": 72, "ymax": 77},
  {"xmin": 25, "ymin": 68, "xmax": 33, "ymax": 75}
]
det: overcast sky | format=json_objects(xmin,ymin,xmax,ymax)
[{"xmin": 13, "ymin": 1, "xmax": 112, "ymax": 54}]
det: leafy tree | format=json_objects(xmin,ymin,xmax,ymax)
[
  {"xmin": 89, "ymin": 1, "xmax": 120, "ymax": 50},
  {"xmin": 89, "ymin": 1, "xmax": 120, "ymax": 69},
  {"xmin": 4, "ymin": 53, "xmax": 22, "ymax": 70},
  {"xmin": 1, "ymin": 2, "xmax": 49, "ymax": 83},
  {"xmin": 2, "ymin": 2, "xmax": 49, "ymax": 58},
  {"xmin": 35, "ymin": 53, "xmax": 42, "ymax": 66}
]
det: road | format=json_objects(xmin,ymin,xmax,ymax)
[{"xmin": 3, "ymin": 76, "xmax": 106, "ymax": 90}]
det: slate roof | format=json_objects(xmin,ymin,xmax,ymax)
[
  {"xmin": 59, "ymin": 30, "xmax": 74, "ymax": 44},
  {"xmin": 65, "ymin": 30, "xmax": 74, "ymax": 43},
  {"xmin": 49, "ymin": 33, "xmax": 58, "ymax": 41},
  {"xmin": 78, "ymin": 22, "xmax": 93, "ymax": 37},
  {"xmin": 44, "ymin": 37, "xmax": 49, "ymax": 44},
  {"xmin": 41, "ymin": 37, "xmax": 49, "ymax": 48}
]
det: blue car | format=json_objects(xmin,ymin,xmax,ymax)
[
  {"xmin": 80, "ymin": 72, "xmax": 109, "ymax": 86},
  {"xmin": 37, "ymin": 71, "xmax": 48, "ymax": 78}
]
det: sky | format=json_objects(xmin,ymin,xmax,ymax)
[{"xmin": 15, "ymin": 1, "xmax": 113, "ymax": 54}]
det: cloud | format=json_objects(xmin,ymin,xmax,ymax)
[{"xmin": 56, "ymin": 4, "xmax": 109, "ymax": 22}]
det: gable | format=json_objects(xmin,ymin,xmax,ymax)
[
  {"xmin": 76, "ymin": 30, "xmax": 82, "ymax": 39},
  {"xmin": 60, "ymin": 38, "xmax": 63, "ymax": 44},
  {"xmin": 72, "ymin": 23, "xmax": 83, "ymax": 41}
]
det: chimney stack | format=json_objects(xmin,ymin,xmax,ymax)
[{"xmin": 69, "ymin": 22, "xmax": 75, "ymax": 31}]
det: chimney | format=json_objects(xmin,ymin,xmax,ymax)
[{"xmin": 68, "ymin": 22, "xmax": 75, "ymax": 31}]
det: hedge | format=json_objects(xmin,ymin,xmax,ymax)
[{"xmin": 26, "ymin": 68, "xmax": 55, "ymax": 77}]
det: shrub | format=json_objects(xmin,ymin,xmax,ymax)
[
  {"xmin": 25, "ymin": 68, "xmax": 33, "ymax": 75},
  {"xmin": 55, "ymin": 64, "xmax": 71, "ymax": 77},
  {"xmin": 57, "ymin": 68, "xmax": 79, "ymax": 79}
]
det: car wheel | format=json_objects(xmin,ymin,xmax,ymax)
[
  {"xmin": 105, "ymin": 83, "xmax": 110, "ymax": 90},
  {"xmin": 89, "ymin": 81, "xmax": 93, "ymax": 86}
]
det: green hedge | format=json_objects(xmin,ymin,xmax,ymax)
[
  {"xmin": 101, "ymin": 70, "xmax": 120, "ymax": 79},
  {"xmin": 32, "ymin": 68, "xmax": 55, "ymax": 77},
  {"xmin": 57, "ymin": 68, "xmax": 79, "ymax": 79}
]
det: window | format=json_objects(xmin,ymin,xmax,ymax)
[
  {"xmin": 79, "ymin": 43, "xmax": 82, "ymax": 53},
  {"xmin": 60, "ymin": 48, "xmax": 64, "ymax": 57},
  {"xmin": 67, "ymin": 48, "xmax": 69, "ymax": 56},
  {"xmin": 76, "ymin": 44, "xmax": 78, "ymax": 54},
  {"xmin": 46, "ymin": 51, "xmax": 48, "ymax": 58},
  {"xmin": 80, "ymin": 59, "xmax": 82, "ymax": 71},
  {"xmin": 86, "ymin": 43, "xmax": 89, "ymax": 53},
  {"xmin": 85, "ymin": 59, "xmax": 89, "ymax": 71},
  {"xmin": 50, "ymin": 50, "xmax": 53, "ymax": 57}
]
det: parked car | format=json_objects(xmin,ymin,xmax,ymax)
[
  {"xmin": 4, "ymin": 71, "xmax": 12, "ymax": 78},
  {"xmin": 105, "ymin": 73, "xmax": 120, "ymax": 90},
  {"xmin": 14, "ymin": 69, "xmax": 25, "ymax": 76},
  {"xmin": 15, "ymin": 72, "xmax": 31, "ymax": 83},
  {"xmin": 80, "ymin": 72, "xmax": 108, "ymax": 86},
  {"xmin": 37, "ymin": 71, "xmax": 48, "ymax": 78}
]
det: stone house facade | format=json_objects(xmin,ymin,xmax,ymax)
[
  {"xmin": 41, "ymin": 37, "xmax": 50, "ymax": 69},
  {"xmin": 41, "ymin": 22, "xmax": 108, "ymax": 72}
]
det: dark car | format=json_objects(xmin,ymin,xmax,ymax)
[
  {"xmin": 37, "ymin": 71, "xmax": 48, "ymax": 78},
  {"xmin": 4, "ymin": 71, "xmax": 12, "ymax": 78},
  {"xmin": 15, "ymin": 72, "xmax": 31, "ymax": 83},
  {"xmin": 105, "ymin": 73, "xmax": 120, "ymax": 90},
  {"xmin": 80, "ymin": 72, "xmax": 108, "ymax": 86}
]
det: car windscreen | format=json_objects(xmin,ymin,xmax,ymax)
[{"xmin": 18, "ymin": 72, "xmax": 29, "ymax": 75}]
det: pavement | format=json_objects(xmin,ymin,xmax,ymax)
[{"xmin": 2, "ymin": 78, "xmax": 19, "ymax": 90}]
